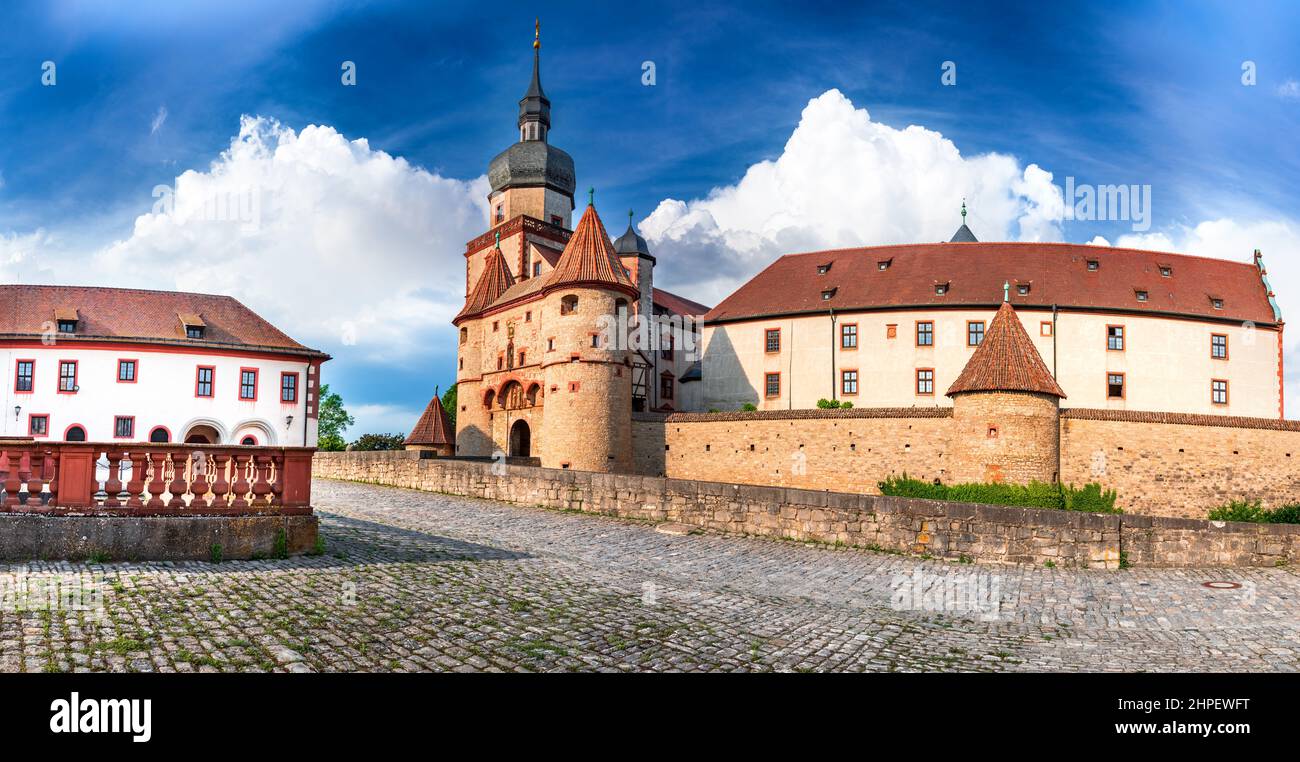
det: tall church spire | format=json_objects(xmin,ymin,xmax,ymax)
[{"xmin": 518, "ymin": 19, "xmax": 550, "ymax": 142}]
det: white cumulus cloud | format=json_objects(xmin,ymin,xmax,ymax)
[
  {"xmin": 640, "ymin": 89, "xmax": 1065, "ymax": 304},
  {"xmin": 97, "ymin": 115, "xmax": 488, "ymax": 360}
]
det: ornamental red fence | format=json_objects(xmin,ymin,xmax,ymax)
[{"xmin": 0, "ymin": 440, "xmax": 314, "ymax": 516}]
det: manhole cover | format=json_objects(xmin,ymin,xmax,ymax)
[{"xmin": 1202, "ymin": 581, "xmax": 1242, "ymax": 590}]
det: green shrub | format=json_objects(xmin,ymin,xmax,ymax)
[
  {"xmin": 1208, "ymin": 500, "xmax": 1300, "ymax": 524},
  {"xmin": 878, "ymin": 475, "xmax": 1120, "ymax": 514},
  {"xmin": 740, "ymin": 403, "xmax": 757, "ymax": 412},
  {"xmin": 840, "ymin": 401, "xmax": 853, "ymax": 409}
]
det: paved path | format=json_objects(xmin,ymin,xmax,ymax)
[{"xmin": 3, "ymin": 479, "xmax": 1298, "ymax": 672}]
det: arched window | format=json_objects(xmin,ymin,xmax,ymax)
[
  {"xmin": 65, "ymin": 425, "xmax": 86, "ymax": 442},
  {"xmin": 484, "ymin": 389, "xmax": 496, "ymax": 409},
  {"xmin": 526, "ymin": 383, "xmax": 541, "ymax": 407},
  {"xmin": 459, "ymin": 327, "xmax": 468, "ymax": 344},
  {"xmin": 149, "ymin": 427, "xmax": 170, "ymax": 443},
  {"xmin": 560, "ymin": 295, "xmax": 578, "ymax": 315},
  {"xmin": 240, "ymin": 435, "xmax": 258, "ymax": 446}
]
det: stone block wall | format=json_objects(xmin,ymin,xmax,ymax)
[
  {"xmin": 312, "ymin": 452, "xmax": 1300, "ymax": 568},
  {"xmin": 1059, "ymin": 409, "xmax": 1300, "ymax": 519}
]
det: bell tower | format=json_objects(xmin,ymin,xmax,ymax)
[{"xmin": 486, "ymin": 20, "xmax": 577, "ymax": 230}]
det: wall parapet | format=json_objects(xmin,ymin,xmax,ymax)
[
  {"xmin": 313, "ymin": 451, "xmax": 1297, "ymax": 569},
  {"xmin": 1062, "ymin": 407, "xmax": 1300, "ymax": 432}
]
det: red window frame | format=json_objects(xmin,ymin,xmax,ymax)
[
  {"xmin": 915, "ymin": 321, "xmax": 934, "ymax": 347},
  {"xmin": 1040, "ymin": 321, "xmax": 1053, "ymax": 337},
  {"xmin": 280, "ymin": 372, "xmax": 299, "ymax": 403},
  {"xmin": 840, "ymin": 323, "xmax": 858, "ymax": 349},
  {"xmin": 14, "ymin": 359, "xmax": 34, "ymax": 393},
  {"xmin": 764, "ymin": 372, "xmax": 781, "ymax": 398},
  {"xmin": 239, "ymin": 367, "xmax": 259, "ymax": 400},
  {"xmin": 1106, "ymin": 324, "xmax": 1125, "ymax": 352},
  {"xmin": 57, "ymin": 360, "xmax": 78, "ymax": 394},
  {"xmin": 113, "ymin": 415, "xmax": 135, "ymax": 439},
  {"xmin": 239, "ymin": 434, "xmax": 260, "ymax": 446},
  {"xmin": 28, "ymin": 414, "xmax": 49, "ymax": 437},
  {"xmin": 195, "ymin": 365, "xmax": 215, "ymax": 398},
  {"xmin": 764, "ymin": 328, "xmax": 781, "ymax": 354},
  {"xmin": 117, "ymin": 358, "xmax": 139, "ymax": 383},
  {"xmin": 916, "ymin": 368, "xmax": 935, "ymax": 396},
  {"xmin": 1211, "ymin": 379, "xmax": 1229, "ymax": 406},
  {"xmin": 841, "ymin": 368, "xmax": 859, "ymax": 396},
  {"xmin": 1106, "ymin": 372, "xmax": 1126, "ymax": 400},
  {"xmin": 1211, "ymin": 333, "xmax": 1229, "ymax": 360}
]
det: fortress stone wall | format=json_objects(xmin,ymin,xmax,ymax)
[
  {"xmin": 632, "ymin": 407, "xmax": 1300, "ymax": 520},
  {"xmin": 313, "ymin": 451, "xmax": 1300, "ymax": 568}
]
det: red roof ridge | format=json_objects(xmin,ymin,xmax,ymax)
[
  {"xmin": 0, "ymin": 283, "xmax": 247, "ymax": 301},
  {"xmin": 946, "ymin": 301, "xmax": 1065, "ymax": 398},
  {"xmin": 771, "ymin": 240, "xmax": 1260, "ymax": 270}
]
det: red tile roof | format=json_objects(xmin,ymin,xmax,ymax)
[
  {"xmin": 947, "ymin": 302, "xmax": 1065, "ymax": 398},
  {"xmin": 455, "ymin": 205, "xmax": 639, "ymax": 322},
  {"xmin": 653, "ymin": 287, "xmax": 710, "ymax": 317},
  {"xmin": 405, "ymin": 394, "xmax": 455, "ymax": 446},
  {"xmin": 0, "ymin": 284, "xmax": 323, "ymax": 356},
  {"xmin": 548, "ymin": 204, "xmax": 637, "ymax": 293},
  {"xmin": 704, "ymin": 242, "xmax": 1279, "ymax": 326},
  {"xmin": 455, "ymin": 244, "xmax": 515, "ymax": 324}
]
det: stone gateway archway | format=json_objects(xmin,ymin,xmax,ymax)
[{"xmin": 509, "ymin": 419, "xmax": 531, "ymax": 458}]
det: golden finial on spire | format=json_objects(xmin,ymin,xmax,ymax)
[{"xmin": 534, "ymin": 18, "xmax": 540, "ymax": 49}]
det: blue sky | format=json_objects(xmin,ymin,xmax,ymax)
[{"xmin": 2, "ymin": 0, "xmax": 1299, "ymax": 434}]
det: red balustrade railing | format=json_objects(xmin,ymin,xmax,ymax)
[{"xmin": 0, "ymin": 440, "xmax": 314, "ymax": 516}]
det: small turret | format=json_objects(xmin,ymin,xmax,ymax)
[{"xmin": 950, "ymin": 200, "xmax": 978, "ymax": 242}]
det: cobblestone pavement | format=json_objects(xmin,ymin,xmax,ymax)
[{"xmin": 3, "ymin": 478, "xmax": 1298, "ymax": 672}]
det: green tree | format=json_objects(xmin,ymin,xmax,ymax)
[
  {"xmin": 351, "ymin": 433, "xmax": 407, "ymax": 451},
  {"xmin": 317, "ymin": 383, "xmax": 354, "ymax": 451},
  {"xmin": 441, "ymin": 383, "xmax": 457, "ymax": 430}
]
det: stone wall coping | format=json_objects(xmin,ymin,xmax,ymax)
[
  {"xmin": 1063, "ymin": 407, "xmax": 1300, "ymax": 432},
  {"xmin": 652, "ymin": 407, "xmax": 954, "ymax": 423}
]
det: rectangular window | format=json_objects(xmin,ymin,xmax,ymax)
[
  {"xmin": 186, "ymin": 325, "xmax": 205, "ymax": 339},
  {"xmin": 533, "ymin": 262, "xmax": 542, "ymax": 277},
  {"xmin": 1107, "ymin": 325, "xmax": 1125, "ymax": 351},
  {"xmin": 57, "ymin": 319, "xmax": 76, "ymax": 333},
  {"xmin": 841, "ymin": 323, "xmax": 858, "ymax": 349},
  {"xmin": 240, "ymin": 368, "xmax": 258, "ymax": 400},
  {"xmin": 58, "ymin": 361, "xmax": 78, "ymax": 393},
  {"xmin": 1040, "ymin": 321, "xmax": 1053, "ymax": 337},
  {"xmin": 1107, "ymin": 372, "xmax": 1125, "ymax": 399},
  {"xmin": 281, "ymin": 372, "xmax": 299, "ymax": 403},
  {"xmin": 590, "ymin": 334, "xmax": 600, "ymax": 348},
  {"xmin": 660, "ymin": 375, "xmax": 674, "ymax": 400},
  {"xmin": 113, "ymin": 416, "xmax": 135, "ymax": 439},
  {"xmin": 14, "ymin": 360, "xmax": 34, "ymax": 393},
  {"xmin": 518, "ymin": 351, "xmax": 526, "ymax": 366},
  {"xmin": 117, "ymin": 359, "xmax": 137, "ymax": 383},
  {"xmin": 1211, "ymin": 334, "xmax": 1228, "ymax": 359},
  {"xmin": 765, "ymin": 328, "xmax": 780, "ymax": 353},
  {"xmin": 1211, "ymin": 379, "xmax": 1228, "ymax": 405},
  {"xmin": 195, "ymin": 366, "xmax": 214, "ymax": 398},
  {"xmin": 916, "ymin": 368, "xmax": 934, "ymax": 395},
  {"xmin": 841, "ymin": 369, "xmax": 858, "ymax": 395},
  {"xmin": 967, "ymin": 321, "xmax": 985, "ymax": 346},
  {"xmin": 28, "ymin": 414, "xmax": 48, "ymax": 437},
  {"xmin": 661, "ymin": 331, "xmax": 674, "ymax": 360},
  {"xmin": 764, "ymin": 372, "xmax": 780, "ymax": 398},
  {"xmin": 916, "ymin": 321, "xmax": 934, "ymax": 347}
]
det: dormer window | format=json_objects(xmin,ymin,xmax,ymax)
[
  {"xmin": 934, "ymin": 283, "xmax": 949, "ymax": 296},
  {"xmin": 1087, "ymin": 260, "xmax": 1099, "ymax": 271},
  {"xmin": 54, "ymin": 308, "xmax": 78, "ymax": 333},
  {"xmin": 1159, "ymin": 265, "xmax": 1173, "ymax": 277},
  {"xmin": 877, "ymin": 259, "xmax": 892, "ymax": 271},
  {"xmin": 821, "ymin": 287, "xmax": 837, "ymax": 301},
  {"xmin": 1017, "ymin": 283, "xmax": 1030, "ymax": 296},
  {"xmin": 1135, "ymin": 290, "xmax": 1149, "ymax": 302},
  {"xmin": 1210, "ymin": 297, "xmax": 1224, "ymax": 310},
  {"xmin": 179, "ymin": 312, "xmax": 206, "ymax": 339},
  {"xmin": 817, "ymin": 263, "xmax": 832, "ymax": 275}
]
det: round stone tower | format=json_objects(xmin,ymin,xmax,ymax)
[
  {"xmin": 538, "ymin": 201, "xmax": 639, "ymax": 472},
  {"xmin": 945, "ymin": 299, "xmax": 1065, "ymax": 485},
  {"xmin": 452, "ymin": 242, "xmax": 515, "ymax": 457}
]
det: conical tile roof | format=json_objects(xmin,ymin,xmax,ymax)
[
  {"xmin": 405, "ymin": 392, "xmax": 455, "ymax": 447},
  {"xmin": 548, "ymin": 204, "xmax": 638, "ymax": 294},
  {"xmin": 947, "ymin": 301, "xmax": 1065, "ymax": 398},
  {"xmin": 454, "ymin": 245, "xmax": 515, "ymax": 323}
]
